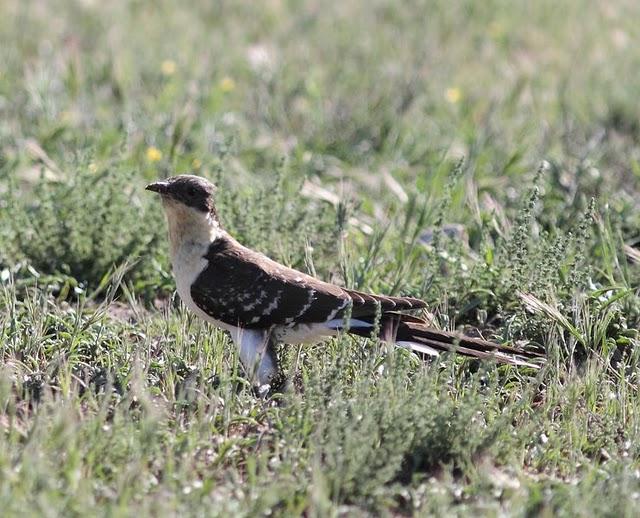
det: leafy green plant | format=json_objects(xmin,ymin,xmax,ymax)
[{"xmin": 1, "ymin": 165, "xmax": 170, "ymax": 296}]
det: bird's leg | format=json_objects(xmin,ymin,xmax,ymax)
[{"xmin": 232, "ymin": 328, "xmax": 278, "ymax": 388}]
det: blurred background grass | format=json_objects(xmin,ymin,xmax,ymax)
[{"xmin": 1, "ymin": 1, "xmax": 640, "ymax": 515}]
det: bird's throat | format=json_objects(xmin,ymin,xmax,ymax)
[{"xmin": 163, "ymin": 200, "xmax": 221, "ymax": 258}]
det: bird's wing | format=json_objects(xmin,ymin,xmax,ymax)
[
  {"xmin": 343, "ymin": 288, "xmax": 426, "ymax": 317},
  {"xmin": 190, "ymin": 234, "xmax": 425, "ymax": 329}
]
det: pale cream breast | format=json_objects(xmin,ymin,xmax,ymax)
[{"xmin": 162, "ymin": 198, "xmax": 231, "ymax": 331}]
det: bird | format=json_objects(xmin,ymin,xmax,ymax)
[{"xmin": 146, "ymin": 174, "xmax": 542, "ymax": 387}]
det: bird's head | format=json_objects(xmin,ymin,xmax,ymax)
[
  {"xmin": 147, "ymin": 175, "xmax": 221, "ymax": 248},
  {"xmin": 146, "ymin": 174, "xmax": 221, "ymax": 244},
  {"xmin": 146, "ymin": 175, "xmax": 217, "ymax": 215}
]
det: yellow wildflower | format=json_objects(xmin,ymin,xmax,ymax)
[
  {"xmin": 488, "ymin": 21, "xmax": 504, "ymax": 39},
  {"xmin": 146, "ymin": 146, "xmax": 162, "ymax": 162},
  {"xmin": 88, "ymin": 162, "xmax": 98, "ymax": 173},
  {"xmin": 445, "ymin": 87, "xmax": 462, "ymax": 104},
  {"xmin": 161, "ymin": 60, "xmax": 176, "ymax": 76},
  {"xmin": 219, "ymin": 76, "xmax": 236, "ymax": 93},
  {"xmin": 192, "ymin": 158, "xmax": 202, "ymax": 170}
]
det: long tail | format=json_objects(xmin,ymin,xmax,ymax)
[{"xmin": 346, "ymin": 313, "xmax": 544, "ymax": 368}]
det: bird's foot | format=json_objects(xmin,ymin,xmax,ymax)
[{"xmin": 252, "ymin": 371, "xmax": 288, "ymax": 398}]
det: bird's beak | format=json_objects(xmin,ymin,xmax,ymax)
[{"xmin": 145, "ymin": 181, "xmax": 170, "ymax": 194}]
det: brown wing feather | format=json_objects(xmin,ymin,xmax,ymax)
[
  {"xmin": 345, "ymin": 288, "xmax": 427, "ymax": 317},
  {"xmin": 191, "ymin": 234, "xmax": 353, "ymax": 328},
  {"xmin": 190, "ymin": 234, "xmax": 427, "ymax": 329}
]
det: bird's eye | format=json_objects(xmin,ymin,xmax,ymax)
[{"xmin": 187, "ymin": 187, "xmax": 197, "ymax": 197}]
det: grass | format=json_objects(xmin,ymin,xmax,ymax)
[{"xmin": 1, "ymin": 0, "xmax": 640, "ymax": 515}]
